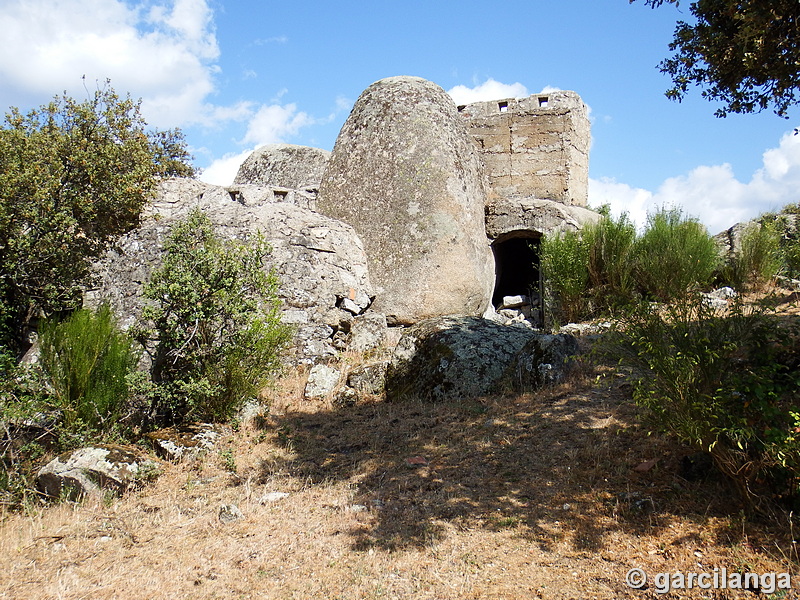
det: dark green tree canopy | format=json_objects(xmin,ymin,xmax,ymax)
[
  {"xmin": 0, "ymin": 83, "xmax": 195, "ymax": 350},
  {"xmin": 637, "ymin": 0, "xmax": 800, "ymax": 117}
]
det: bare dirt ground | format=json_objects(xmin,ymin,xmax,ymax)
[{"xmin": 2, "ymin": 293, "xmax": 800, "ymax": 599}]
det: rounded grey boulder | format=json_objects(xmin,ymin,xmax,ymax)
[
  {"xmin": 317, "ymin": 76, "xmax": 495, "ymax": 325},
  {"xmin": 234, "ymin": 144, "xmax": 331, "ymax": 189}
]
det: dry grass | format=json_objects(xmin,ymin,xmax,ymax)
[{"xmin": 2, "ymin": 334, "xmax": 799, "ymax": 598}]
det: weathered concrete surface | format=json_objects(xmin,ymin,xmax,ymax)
[
  {"xmin": 233, "ymin": 144, "xmax": 331, "ymax": 190},
  {"xmin": 459, "ymin": 91, "xmax": 590, "ymax": 207},
  {"xmin": 485, "ymin": 196, "xmax": 601, "ymax": 240},
  {"xmin": 317, "ymin": 76, "xmax": 495, "ymax": 325},
  {"xmin": 86, "ymin": 178, "xmax": 374, "ymax": 364},
  {"xmin": 385, "ymin": 316, "xmax": 578, "ymax": 401}
]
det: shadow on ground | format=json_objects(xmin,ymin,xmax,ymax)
[{"xmin": 251, "ymin": 358, "xmax": 747, "ymax": 554}]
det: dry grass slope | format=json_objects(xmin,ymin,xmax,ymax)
[{"xmin": 1, "ymin": 327, "xmax": 798, "ymax": 599}]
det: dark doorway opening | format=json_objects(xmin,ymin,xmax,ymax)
[{"xmin": 491, "ymin": 232, "xmax": 542, "ymax": 323}]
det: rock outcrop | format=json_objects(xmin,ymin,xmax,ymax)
[
  {"xmin": 86, "ymin": 178, "xmax": 375, "ymax": 364},
  {"xmin": 317, "ymin": 76, "xmax": 495, "ymax": 325},
  {"xmin": 233, "ymin": 144, "xmax": 331, "ymax": 190},
  {"xmin": 385, "ymin": 316, "xmax": 578, "ymax": 402}
]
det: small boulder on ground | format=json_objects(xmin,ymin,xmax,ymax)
[
  {"xmin": 385, "ymin": 316, "xmax": 578, "ymax": 401},
  {"xmin": 36, "ymin": 444, "xmax": 161, "ymax": 499},
  {"xmin": 304, "ymin": 364, "xmax": 341, "ymax": 400}
]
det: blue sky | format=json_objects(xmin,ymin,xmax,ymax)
[{"xmin": 1, "ymin": 0, "xmax": 799, "ymax": 234}]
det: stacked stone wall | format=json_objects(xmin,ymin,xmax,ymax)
[{"xmin": 458, "ymin": 90, "xmax": 590, "ymax": 207}]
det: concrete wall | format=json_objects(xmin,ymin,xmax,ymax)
[{"xmin": 458, "ymin": 90, "xmax": 590, "ymax": 207}]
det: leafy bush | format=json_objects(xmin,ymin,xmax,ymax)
[
  {"xmin": 39, "ymin": 304, "xmax": 140, "ymax": 436},
  {"xmin": 135, "ymin": 209, "xmax": 292, "ymax": 424},
  {"xmin": 540, "ymin": 230, "xmax": 590, "ymax": 325},
  {"xmin": 608, "ymin": 295, "xmax": 800, "ymax": 511},
  {"xmin": 0, "ymin": 82, "xmax": 194, "ymax": 352},
  {"xmin": 633, "ymin": 207, "xmax": 719, "ymax": 302},
  {"xmin": 719, "ymin": 221, "xmax": 782, "ymax": 290}
]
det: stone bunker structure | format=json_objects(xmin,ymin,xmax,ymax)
[
  {"xmin": 458, "ymin": 90, "xmax": 590, "ymax": 207},
  {"xmin": 459, "ymin": 89, "xmax": 597, "ymax": 322},
  {"xmin": 89, "ymin": 76, "xmax": 598, "ymax": 368}
]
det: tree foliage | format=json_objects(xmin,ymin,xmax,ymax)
[
  {"xmin": 0, "ymin": 82, "xmax": 195, "ymax": 351},
  {"xmin": 636, "ymin": 0, "xmax": 800, "ymax": 117}
]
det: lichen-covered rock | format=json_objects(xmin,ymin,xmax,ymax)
[
  {"xmin": 318, "ymin": 76, "xmax": 494, "ymax": 325},
  {"xmin": 233, "ymin": 144, "xmax": 331, "ymax": 190},
  {"xmin": 36, "ymin": 444, "xmax": 161, "ymax": 499},
  {"xmin": 347, "ymin": 360, "xmax": 389, "ymax": 396},
  {"xmin": 510, "ymin": 333, "xmax": 580, "ymax": 389},
  {"xmin": 86, "ymin": 178, "xmax": 374, "ymax": 364},
  {"xmin": 385, "ymin": 316, "xmax": 577, "ymax": 401},
  {"xmin": 144, "ymin": 423, "xmax": 226, "ymax": 461},
  {"xmin": 304, "ymin": 364, "xmax": 341, "ymax": 400},
  {"xmin": 347, "ymin": 310, "xmax": 388, "ymax": 353}
]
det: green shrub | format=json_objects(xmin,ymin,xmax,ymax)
[
  {"xmin": 135, "ymin": 209, "xmax": 292, "ymax": 424},
  {"xmin": 38, "ymin": 304, "xmax": 140, "ymax": 435},
  {"xmin": 719, "ymin": 221, "xmax": 782, "ymax": 290},
  {"xmin": 608, "ymin": 295, "xmax": 800, "ymax": 511},
  {"xmin": 540, "ymin": 230, "xmax": 590, "ymax": 325},
  {"xmin": 584, "ymin": 213, "xmax": 637, "ymax": 311},
  {"xmin": 765, "ymin": 211, "xmax": 800, "ymax": 279},
  {"xmin": 633, "ymin": 207, "xmax": 720, "ymax": 302}
]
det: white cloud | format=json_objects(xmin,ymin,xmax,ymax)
[
  {"xmin": 238, "ymin": 103, "xmax": 313, "ymax": 147},
  {"xmin": 0, "ymin": 0, "xmax": 225, "ymax": 129},
  {"xmin": 447, "ymin": 79, "xmax": 530, "ymax": 106},
  {"xmin": 589, "ymin": 130, "xmax": 800, "ymax": 235},
  {"xmin": 198, "ymin": 148, "xmax": 253, "ymax": 187}
]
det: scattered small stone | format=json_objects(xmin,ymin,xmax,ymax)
[
  {"xmin": 707, "ymin": 286, "xmax": 737, "ymax": 300},
  {"xmin": 405, "ymin": 456, "xmax": 429, "ymax": 468},
  {"xmin": 701, "ymin": 296, "xmax": 728, "ymax": 310},
  {"xmin": 218, "ymin": 504, "xmax": 243, "ymax": 524},
  {"xmin": 562, "ymin": 503, "xmax": 572, "ymax": 511},
  {"xmin": 259, "ymin": 491, "xmax": 290, "ymax": 504},
  {"xmin": 633, "ymin": 458, "xmax": 658, "ymax": 473},
  {"xmin": 346, "ymin": 504, "xmax": 368, "ymax": 513},
  {"xmin": 633, "ymin": 498, "xmax": 655, "ymax": 512},
  {"xmin": 500, "ymin": 295, "xmax": 529, "ymax": 309}
]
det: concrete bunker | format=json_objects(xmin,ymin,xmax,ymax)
[{"xmin": 491, "ymin": 230, "xmax": 543, "ymax": 325}]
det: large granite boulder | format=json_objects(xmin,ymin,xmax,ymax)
[
  {"xmin": 385, "ymin": 316, "xmax": 578, "ymax": 401},
  {"xmin": 86, "ymin": 178, "xmax": 375, "ymax": 364},
  {"xmin": 233, "ymin": 144, "xmax": 331, "ymax": 190},
  {"xmin": 317, "ymin": 76, "xmax": 495, "ymax": 325},
  {"xmin": 36, "ymin": 444, "xmax": 161, "ymax": 499}
]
